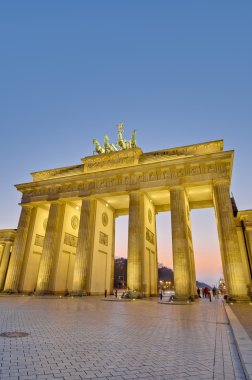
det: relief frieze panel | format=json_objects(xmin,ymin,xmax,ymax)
[
  {"xmin": 146, "ymin": 228, "xmax": 155, "ymax": 245},
  {"xmin": 83, "ymin": 148, "xmax": 142, "ymax": 173},
  {"xmin": 146, "ymin": 140, "xmax": 223, "ymax": 158},
  {"xmin": 34, "ymin": 234, "xmax": 44, "ymax": 247},
  {"xmin": 99, "ymin": 231, "xmax": 108, "ymax": 246},
  {"xmin": 85, "ymin": 156, "xmax": 135, "ymax": 172},
  {"xmin": 20, "ymin": 161, "xmax": 230, "ymax": 202},
  {"xmin": 64, "ymin": 233, "xmax": 78, "ymax": 248}
]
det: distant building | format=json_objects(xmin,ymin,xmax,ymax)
[
  {"xmin": 158, "ymin": 266, "xmax": 174, "ymax": 290},
  {"xmin": 114, "ymin": 259, "xmax": 175, "ymax": 290}
]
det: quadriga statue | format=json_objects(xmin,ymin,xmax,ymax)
[{"xmin": 93, "ymin": 124, "xmax": 138, "ymax": 154}]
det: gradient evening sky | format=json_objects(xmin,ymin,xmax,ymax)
[{"xmin": 0, "ymin": 1, "xmax": 251, "ymax": 286}]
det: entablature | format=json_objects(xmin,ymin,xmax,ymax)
[
  {"xmin": 0, "ymin": 229, "xmax": 16, "ymax": 243},
  {"xmin": 17, "ymin": 149, "xmax": 233, "ymax": 205},
  {"xmin": 237, "ymin": 210, "xmax": 252, "ymax": 229}
]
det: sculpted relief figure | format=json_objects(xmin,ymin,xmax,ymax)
[
  {"xmin": 116, "ymin": 123, "xmax": 128, "ymax": 150},
  {"xmin": 93, "ymin": 139, "xmax": 105, "ymax": 154},
  {"xmin": 130, "ymin": 129, "xmax": 137, "ymax": 148},
  {"xmin": 116, "ymin": 123, "xmax": 137, "ymax": 150},
  {"xmin": 104, "ymin": 135, "xmax": 117, "ymax": 153}
]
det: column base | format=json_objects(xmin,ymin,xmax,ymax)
[
  {"xmin": 34, "ymin": 290, "xmax": 54, "ymax": 296},
  {"xmin": 226, "ymin": 295, "xmax": 251, "ymax": 303},
  {"xmin": 2, "ymin": 289, "xmax": 18, "ymax": 294},
  {"xmin": 70, "ymin": 290, "xmax": 87, "ymax": 297}
]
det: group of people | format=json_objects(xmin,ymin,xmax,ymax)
[
  {"xmin": 110, "ymin": 287, "xmax": 220, "ymax": 301},
  {"xmin": 197, "ymin": 286, "xmax": 219, "ymax": 302}
]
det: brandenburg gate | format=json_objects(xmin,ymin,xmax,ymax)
[{"xmin": 0, "ymin": 125, "xmax": 251, "ymax": 301}]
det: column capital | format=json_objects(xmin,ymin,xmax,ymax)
[
  {"xmin": 48, "ymin": 199, "xmax": 66, "ymax": 205},
  {"xmin": 213, "ymin": 179, "xmax": 230, "ymax": 187},
  {"xmin": 129, "ymin": 190, "xmax": 142, "ymax": 195},
  {"xmin": 240, "ymin": 216, "xmax": 252, "ymax": 229},
  {"xmin": 78, "ymin": 195, "xmax": 96, "ymax": 201},
  {"xmin": 2, "ymin": 240, "xmax": 12, "ymax": 247},
  {"xmin": 169, "ymin": 185, "xmax": 184, "ymax": 192},
  {"xmin": 244, "ymin": 222, "xmax": 252, "ymax": 231},
  {"xmin": 18, "ymin": 203, "xmax": 33, "ymax": 209}
]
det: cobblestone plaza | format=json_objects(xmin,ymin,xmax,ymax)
[{"xmin": 0, "ymin": 296, "xmax": 249, "ymax": 380}]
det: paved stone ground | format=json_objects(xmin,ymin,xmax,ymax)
[
  {"xmin": 231, "ymin": 303, "xmax": 252, "ymax": 340},
  {"xmin": 0, "ymin": 296, "xmax": 246, "ymax": 380}
]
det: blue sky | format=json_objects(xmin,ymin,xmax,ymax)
[{"xmin": 0, "ymin": 1, "xmax": 251, "ymax": 285}]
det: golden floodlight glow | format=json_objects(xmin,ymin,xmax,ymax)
[{"xmin": 1, "ymin": 137, "xmax": 251, "ymax": 302}]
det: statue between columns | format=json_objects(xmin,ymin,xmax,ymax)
[{"xmin": 93, "ymin": 123, "xmax": 138, "ymax": 155}]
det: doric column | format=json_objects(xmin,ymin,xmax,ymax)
[
  {"xmin": 72, "ymin": 198, "xmax": 97, "ymax": 294},
  {"xmin": 151, "ymin": 210, "xmax": 158, "ymax": 297},
  {"xmin": 170, "ymin": 186, "xmax": 195, "ymax": 299},
  {"xmin": 110, "ymin": 216, "xmax": 116, "ymax": 294},
  {"xmin": 213, "ymin": 180, "xmax": 249, "ymax": 300},
  {"xmin": 36, "ymin": 202, "xmax": 65, "ymax": 294},
  {"xmin": 127, "ymin": 191, "xmax": 145, "ymax": 292},
  {"xmin": 0, "ymin": 244, "xmax": 4, "ymax": 261},
  {"xmin": 0, "ymin": 242, "xmax": 12, "ymax": 290},
  {"xmin": 4, "ymin": 205, "xmax": 32, "ymax": 292},
  {"xmin": 243, "ymin": 220, "xmax": 252, "ymax": 278}
]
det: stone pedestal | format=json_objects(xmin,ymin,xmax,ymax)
[
  {"xmin": 170, "ymin": 186, "xmax": 196, "ymax": 300},
  {"xmin": 213, "ymin": 181, "xmax": 249, "ymax": 301},
  {"xmin": 72, "ymin": 198, "xmax": 97, "ymax": 294},
  {"xmin": 4, "ymin": 206, "xmax": 32, "ymax": 292},
  {"xmin": 36, "ymin": 202, "xmax": 65, "ymax": 294},
  {"xmin": 0, "ymin": 242, "xmax": 12, "ymax": 290},
  {"xmin": 127, "ymin": 192, "xmax": 145, "ymax": 292}
]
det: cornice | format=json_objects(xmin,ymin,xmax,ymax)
[
  {"xmin": 31, "ymin": 164, "xmax": 83, "ymax": 182},
  {"xmin": 18, "ymin": 165, "xmax": 231, "ymax": 207},
  {"xmin": 16, "ymin": 150, "xmax": 233, "ymax": 193},
  {"xmin": 141, "ymin": 139, "xmax": 224, "ymax": 161},
  {"xmin": 27, "ymin": 140, "xmax": 225, "ymax": 183},
  {"xmin": 0, "ymin": 229, "xmax": 17, "ymax": 241},
  {"xmin": 237, "ymin": 210, "xmax": 252, "ymax": 225}
]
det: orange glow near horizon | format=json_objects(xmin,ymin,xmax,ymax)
[{"xmin": 115, "ymin": 208, "xmax": 223, "ymax": 287}]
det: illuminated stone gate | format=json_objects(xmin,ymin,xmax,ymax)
[{"xmin": 1, "ymin": 127, "xmax": 252, "ymax": 301}]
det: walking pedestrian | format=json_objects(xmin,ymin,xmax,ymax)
[
  {"xmin": 212, "ymin": 286, "xmax": 217, "ymax": 298},
  {"xmin": 159, "ymin": 290, "xmax": 163, "ymax": 301}
]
